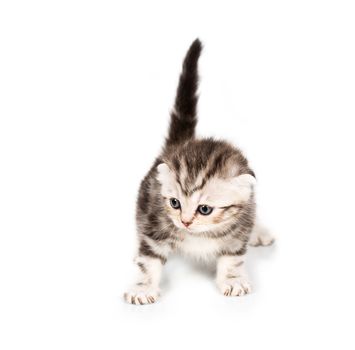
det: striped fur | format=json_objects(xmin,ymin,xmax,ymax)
[
  {"xmin": 124, "ymin": 39, "xmax": 273, "ymax": 305},
  {"xmin": 166, "ymin": 38, "xmax": 201, "ymax": 147}
]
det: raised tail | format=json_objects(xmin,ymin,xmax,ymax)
[{"xmin": 165, "ymin": 38, "xmax": 203, "ymax": 147}]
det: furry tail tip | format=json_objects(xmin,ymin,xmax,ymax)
[{"xmin": 166, "ymin": 38, "xmax": 203, "ymax": 147}]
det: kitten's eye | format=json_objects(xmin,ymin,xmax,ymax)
[
  {"xmin": 197, "ymin": 205, "xmax": 213, "ymax": 215},
  {"xmin": 170, "ymin": 198, "xmax": 181, "ymax": 209}
]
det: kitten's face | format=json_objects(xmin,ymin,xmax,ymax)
[{"xmin": 157, "ymin": 163, "xmax": 255, "ymax": 233}]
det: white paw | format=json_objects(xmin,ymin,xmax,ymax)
[
  {"xmin": 217, "ymin": 276, "xmax": 252, "ymax": 297},
  {"xmin": 124, "ymin": 284, "xmax": 160, "ymax": 305},
  {"xmin": 249, "ymin": 227, "xmax": 275, "ymax": 247}
]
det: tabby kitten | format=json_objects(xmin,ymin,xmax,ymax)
[{"xmin": 124, "ymin": 39, "xmax": 274, "ymax": 305}]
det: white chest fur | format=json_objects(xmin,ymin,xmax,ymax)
[{"xmin": 176, "ymin": 234, "xmax": 221, "ymax": 260}]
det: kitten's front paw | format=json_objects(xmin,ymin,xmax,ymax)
[
  {"xmin": 124, "ymin": 285, "xmax": 160, "ymax": 305},
  {"xmin": 217, "ymin": 276, "xmax": 252, "ymax": 297},
  {"xmin": 249, "ymin": 227, "xmax": 275, "ymax": 247}
]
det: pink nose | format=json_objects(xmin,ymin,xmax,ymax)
[{"xmin": 182, "ymin": 220, "xmax": 192, "ymax": 227}]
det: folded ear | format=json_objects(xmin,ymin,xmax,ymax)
[
  {"xmin": 156, "ymin": 163, "xmax": 171, "ymax": 184},
  {"xmin": 156, "ymin": 163, "xmax": 177, "ymax": 197},
  {"xmin": 234, "ymin": 174, "xmax": 257, "ymax": 187},
  {"xmin": 231, "ymin": 173, "xmax": 256, "ymax": 202}
]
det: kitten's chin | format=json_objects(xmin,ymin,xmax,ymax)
[
  {"xmin": 174, "ymin": 223, "xmax": 222, "ymax": 234},
  {"xmin": 188, "ymin": 225, "xmax": 219, "ymax": 234},
  {"xmin": 170, "ymin": 218, "xmax": 231, "ymax": 234},
  {"xmin": 188, "ymin": 221, "xmax": 234, "ymax": 234},
  {"xmin": 171, "ymin": 221, "xmax": 203, "ymax": 233}
]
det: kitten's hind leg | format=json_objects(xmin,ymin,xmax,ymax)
[
  {"xmin": 249, "ymin": 222, "xmax": 275, "ymax": 247},
  {"xmin": 124, "ymin": 255, "xmax": 164, "ymax": 305}
]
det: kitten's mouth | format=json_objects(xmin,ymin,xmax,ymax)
[
  {"xmin": 177, "ymin": 224, "xmax": 194, "ymax": 233},
  {"xmin": 180, "ymin": 225, "xmax": 192, "ymax": 232}
]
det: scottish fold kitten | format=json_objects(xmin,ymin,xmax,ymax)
[{"xmin": 124, "ymin": 39, "xmax": 274, "ymax": 305}]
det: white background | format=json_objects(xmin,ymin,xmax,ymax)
[{"xmin": 1, "ymin": 0, "xmax": 354, "ymax": 349}]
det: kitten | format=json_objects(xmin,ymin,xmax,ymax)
[{"xmin": 124, "ymin": 39, "xmax": 274, "ymax": 305}]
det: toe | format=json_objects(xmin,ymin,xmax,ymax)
[
  {"xmin": 219, "ymin": 277, "xmax": 252, "ymax": 297},
  {"xmin": 124, "ymin": 287, "xmax": 160, "ymax": 305}
]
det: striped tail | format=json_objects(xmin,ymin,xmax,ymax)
[{"xmin": 165, "ymin": 39, "xmax": 202, "ymax": 146}]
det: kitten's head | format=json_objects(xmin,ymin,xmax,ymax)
[{"xmin": 156, "ymin": 140, "xmax": 256, "ymax": 234}]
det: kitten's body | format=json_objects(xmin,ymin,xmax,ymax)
[{"xmin": 124, "ymin": 39, "xmax": 274, "ymax": 305}]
